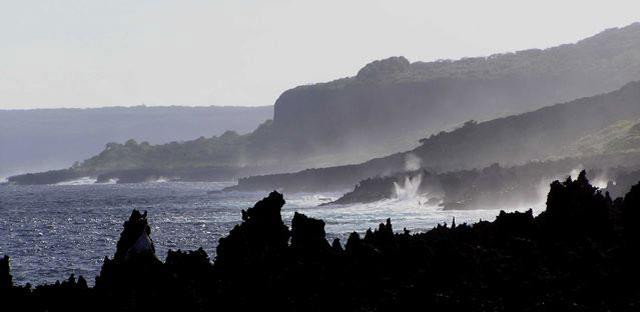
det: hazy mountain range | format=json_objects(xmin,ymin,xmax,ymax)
[
  {"xmin": 270, "ymin": 22, "xmax": 640, "ymax": 161},
  {"xmin": 8, "ymin": 22, "xmax": 640, "ymax": 187},
  {"xmin": 230, "ymin": 81, "xmax": 640, "ymax": 193},
  {"xmin": 0, "ymin": 106, "xmax": 272, "ymax": 179}
]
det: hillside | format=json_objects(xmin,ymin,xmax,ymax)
[
  {"xmin": 271, "ymin": 22, "xmax": 640, "ymax": 161},
  {"xmin": 0, "ymin": 105, "xmax": 272, "ymax": 179},
  {"xmin": 326, "ymin": 118, "xmax": 640, "ymax": 208},
  {"xmin": 567, "ymin": 119, "xmax": 640, "ymax": 155},
  {"xmin": 229, "ymin": 81, "xmax": 640, "ymax": 193},
  {"xmin": 9, "ymin": 23, "xmax": 640, "ymax": 185}
]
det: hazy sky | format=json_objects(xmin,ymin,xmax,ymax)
[{"xmin": 1, "ymin": 0, "xmax": 639, "ymax": 109}]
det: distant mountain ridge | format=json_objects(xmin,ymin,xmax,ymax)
[
  {"xmin": 10, "ymin": 22, "xmax": 640, "ymax": 185},
  {"xmin": 0, "ymin": 105, "xmax": 272, "ymax": 178},
  {"xmin": 272, "ymin": 22, "xmax": 640, "ymax": 160}
]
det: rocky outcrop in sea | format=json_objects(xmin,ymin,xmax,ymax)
[{"xmin": 3, "ymin": 171, "xmax": 640, "ymax": 311}]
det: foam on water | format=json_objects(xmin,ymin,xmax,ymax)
[
  {"xmin": 56, "ymin": 177, "xmax": 97, "ymax": 185},
  {"xmin": 284, "ymin": 193, "xmax": 341, "ymax": 207},
  {"xmin": 312, "ymin": 195, "xmax": 537, "ymax": 235}
]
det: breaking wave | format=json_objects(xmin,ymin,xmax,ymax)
[{"xmin": 56, "ymin": 177, "xmax": 97, "ymax": 185}]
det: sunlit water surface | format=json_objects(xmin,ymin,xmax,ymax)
[{"xmin": 0, "ymin": 181, "xmax": 540, "ymax": 286}]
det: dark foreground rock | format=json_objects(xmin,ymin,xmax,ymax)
[{"xmin": 4, "ymin": 171, "xmax": 640, "ymax": 311}]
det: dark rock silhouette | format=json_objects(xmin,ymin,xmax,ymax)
[
  {"xmin": 622, "ymin": 182, "xmax": 640, "ymax": 244},
  {"xmin": 0, "ymin": 256, "xmax": 11, "ymax": 289},
  {"xmin": 7, "ymin": 174, "xmax": 640, "ymax": 311},
  {"xmin": 538, "ymin": 171, "xmax": 612, "ymax": 239},
  {"xmin": 290, "ymin": 212, "xmax": 330, "ymax": 252},
  {"xmin": 216, "ymin": 191, "xmax": 289, "ymax": 269},
  {"xmin": 94, "ymin": 209, "xmax": 166, "ymax": 312},
  {"xmin": 113, "ymin": 210, "xmax": 156, "ymax": 262}
]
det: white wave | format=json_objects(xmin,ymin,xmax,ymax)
[
  {"xmin": 307, "ymin": 192, "xmax": 545, "ymax": 235},
  {"xmin": 393, "ymin": 174, "xmax": 422, "ymax": 200},
  {"xmin": 56, "ymin": 177, "xmax": 97, "ymax": 185},
  {"xmin": 592, "ymin": 178, "xmax": 610, "ymax": 189},
  {"xmin": 285, "ymin": 193, "xmax": 341, "ymax": 207}
]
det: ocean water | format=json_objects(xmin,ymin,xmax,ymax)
[{"xmin": 0, "ymin": 180, "xmax": 537, "ymax": 286}]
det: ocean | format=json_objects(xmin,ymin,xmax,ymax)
[{"xmin": 0, "ymin": 180, "xmax": 529, "ymax": 286}]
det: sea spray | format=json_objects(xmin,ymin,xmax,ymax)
[
  {"xmin": 393, "ymin": 174, "xmax": 422, "ymax": 200},
  {"xmin": 570, "ymin": 166, "xmax": 585, "ymax": 180},
  {"xmin": 570, "ymin": 166, "xmax": 610, "ymax": 189},
  {"xmin": 56, "ymin": 177, "xmax": 97, "ymax": 186},
  {"xmin": 404, "ymin": 153, "xmax": 422, "ymax": 171}
]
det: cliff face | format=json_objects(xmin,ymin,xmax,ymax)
[
  {"xmin": 271, "ymin": 23, "xmax": 640, "ymax": 160},
  {"xmin": 230, "ymin": 81, "xmax": 640, "ymax": 193}
]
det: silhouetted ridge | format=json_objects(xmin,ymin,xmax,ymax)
[
  {"xmin": 0, "ymin": 256, "xmax": 11, "ymax": 289},
  {"xmin": 113, "ymin": 210, "xmax": 156, "ymax": 262},
  {"xmin": 290, "ymin": 212, "xmax": 331, "ymax": 252},
  {"xmin": 216, "ymin": 191, "xmax": 290, "ymax": 269},
  {"xmin": 356, "ymin": 56, "xmax": 411, "ymax": 80},
  {"xmin": 622, "ymin": 182, "xmax": 640, "ymax": 244},
  {"xmin": 539, "ymin": 171, "xmax": 613, "ymax": 239}
]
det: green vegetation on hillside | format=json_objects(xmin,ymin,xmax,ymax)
[
  {"xmin": 78, "ymin": 132, "xmax": 245, "ymax": 171},
  {"xmin": 0, "ymin": 105, "xmax": 273, "ymax": 178},
  {"xmin": 11, "ymin": 23, "xmax": 640, "ymax": 186},
  {"xmin": 564, "ymin": 119, "xmax": 640, "ymax": 157},
  {"xmin": 231, "ymin": 81, "xmax": 640, "ymax": 193},
  {"xmin": 298, "ymin": 23, "xmax": 640, "ymax": 90},
  {"xmin": 76, "ymin": 120, "xmax": 278, "ymax": 172}
]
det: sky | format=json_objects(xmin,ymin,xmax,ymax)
[{"xmin": 1, "ymin": 0, "xmax": 639, "ymax": 109}]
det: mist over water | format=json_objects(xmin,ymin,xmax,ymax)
[{"xmin": 404, "ymin": 153, "xmax": 422, "ymax": 171}]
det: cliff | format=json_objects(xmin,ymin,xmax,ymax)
[
  {"xmin": 271, "ymin": 23, "xmax": 640, "ymax": 160},
  {"xmin": 229, "ymin": 81, "xmax": 640, "ymax": 193},
  {"xmin": 11, "ymin": 23, "xmax": 640, "ymax": 185}
]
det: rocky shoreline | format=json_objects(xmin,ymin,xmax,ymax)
[
  {"xmin": 3, "ymin": 171, "xmax": 640, "ymax": 311},
  {"xmin": 327, "ymin": 161, "xmax": 640, "ymax": 210}
]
